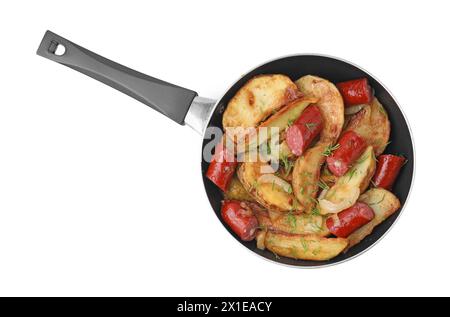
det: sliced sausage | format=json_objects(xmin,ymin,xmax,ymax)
[
  {"xmin": 286, "ymin": 105, "xmax": 323, "ymax": 156},
  {"xmin": 336, "ymin": 78, "xmax": 373, "ymax": 106},
  {"xmin": 206, "ymin": 138, "xmax": 237, "ymax": 191},
  {"xmin": 372, "ymin": 154, "xmax": 406, "ymax": 190},
  {"xmin": 221, "ymin": 200, "xmax": 259, "ymax": 241},
  {"xmin": 326, "ymin": 202, "xmax": 375, "ymax": 238},
  {"xmin": 326, "ymin": 130, "xmax": 367, "ymax": 177}
]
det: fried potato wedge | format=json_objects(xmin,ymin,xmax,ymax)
[
  {"xmin": 254, "ymin": 209, "xmax": 329, "ymax": 236},
  {"xmin": 292, "ymin": 143, "xmax": 329, "ymax": 212},
  {"xmin": 238, "ymin": 161, "xmax": 297, "ymax": 212},
  {"xmin": 256, "ymin": 230, "xmax": 267, "ymax": 250},
  {"xmin": 345, "ymin": 188, "xmax": 401, "ymax": 251},
  {"xmin": 345, "ymin": 97, "xmax": 391, "ymax": 156},
  {"xmin": 265, "ymin": 231, "xmax": 348, "ymax": 261},
  {"xmin": 295, "ymin": 75, "xmax": 344, "ymax": 144},
  {"xmin": 223, "ymin": 75, "xmax": 300, "ymax": 129},
  {"xmin": 224, "ymin": 176, "xmax": 256, "ymax": 202},
  {"xmin": 319, "ymin": 146, "xmax": 376, "ymax": 214}
]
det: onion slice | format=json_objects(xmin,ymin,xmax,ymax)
[
  {"xmin": 318, "ymin": 188, "xmax": 328, "ymax": 200},
  {"xmin": 344, "ymin": 104, "xmax": 366, "ymax": 115},
  {"xmin": 258, "ymin": 174, "xmax": 292, "ymax": 194},
  {"xmin": 318, "ymin": 187, "xmax": 360, "ymax": 214}
]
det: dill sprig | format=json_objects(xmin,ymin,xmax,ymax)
[
  {"xmin": 312, "ymin": 247, "xmax": 322, "ymax": 256},
  {"xmin": 318, "ymin": 179, "xmax": 329, "ymax": 191},
  {"xmin": 347, "ymin": 167, "xmax": 358, "ymax": 181},
  {"xmin": 311, "ymin": 206, "xmax": 321, "ymax": 216},
  {"xmin": 286, "ymin": 184, "xmax": 293, "ymax": 194},
  {"xmin": 305, "ymin": 122, "xmax": 317, "ymax": 131},
  {"xmin": 322, "ymin": 143, "xmax": 340, "ymax": 157},
  {"xmin": 280, "ymin": 154, "xmax": 294, "ymax": 177},
  {"xmin": 300, "ymin": 238, "xmax": 309, "ymax": 252},
  {"xmin": 286, "ymin": 210, "xmax": 297, "ymax": 231}
]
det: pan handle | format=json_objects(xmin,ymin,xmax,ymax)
[{"xmin": 37, "ymin": 30, "xmax": 200, "ymax": 126}]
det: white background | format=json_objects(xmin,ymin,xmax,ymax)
[{"xmin": 0, "ymin": 0, "xmax": 448, "ymax": 296}]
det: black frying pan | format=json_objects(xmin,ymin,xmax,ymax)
[{"xmin": 37, "ymin": 30, "xmax": 414, "ymax": 267}]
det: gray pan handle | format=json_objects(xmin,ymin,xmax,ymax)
[{"xmin": 37, "ymin": 30, "xmax": 199, "ymax": 125}]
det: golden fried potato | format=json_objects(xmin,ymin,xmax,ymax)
[
  {"xmin": 345, "ymin": 188, "xmax": 401, "ymax": 251},
  {"xmin": 345, "ymin": 97, "xmax": 391, "ymax": 156},
  {"xmin": 295, "ymin": 75, "xmax": 344, "ymax": 144},
  {"xmin": 265, "ymin": 231, "xmax": 348, "ymax": 261},
  {"xmin": 256, "ymin": 230, "xmax": 267, "ymax": 250},
  {"xmin": 292, "ymin": 143, "xmax": 329, "ymax": 213},
  {"xmin": 254, "ymin": 209, "xmax": 329, "ymax": 236},
  {"xmin": 237, "ymin": 161, "xmax": 298, "ymax": 212},
  {"xmin": 223, "ymin": 75, "xmax": 300, "ymax": 129},
  {"xmin": 319, "ymin": 146, "xmax": 376, "ymax": 214},
  {"xmin": 224, "ymin": 176, "xmax": 255, "ymax": 202}
]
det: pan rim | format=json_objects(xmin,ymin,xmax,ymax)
[{"xmin": 199, "ymin": 53, "xmax": 416, "ymax": 269}]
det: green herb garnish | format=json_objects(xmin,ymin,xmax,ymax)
[
  {"xmin": 305, "ymin": 122, "xmax": 317, "ymax": 131},
  {"xmin": 280, "ymin": 154, "xmax": 294, "ymax": 176},
  {"xmin": 311, "ymin": 206, "xmax": 321, "ymax": 216},
  {"xmin": 286, "ymin": 210, "xmax": 297, "ymax": 231},
  {"xmin": 302, "ymin": 171, "xmax": 313, "ymax": 178},
  {"xmin": 300, "ymin": 238, "xmax": 309, "ymax": 252},
  {"xmin": 318, "ymin": 179, "xmax": 329, "ymax": 190},
  {"xmin": 347, "ymin": 168, "xmax": 358, "ymax": 181},
  {"xmin": 309, "ymin": 196, "xmax": 319, "ymax": 205},
  {"xmin": 250, "ymin": 180, "xmax": 259, "ymax": 191},
  {"xmin": 312, "ymin": 248, "xmax": 321, "ymax": 256},
  {"xmin": 310, "ymin": 222, "xmax": 323, "ymax": 233},
  {"xmin": 286, "ymin": 185, "xmax": 293, "ymax": 194},
  {"xmin": 322, "ymin": 143, "xmax": 340, "ymax": 157},
  {"xmin": 257, "ymin": 224, "xmax": 267, "ymax": 230}
]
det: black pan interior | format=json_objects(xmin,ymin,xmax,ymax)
[{"xmin": 201, "ymin": 55, "xmax": 414, "ymax": 267}]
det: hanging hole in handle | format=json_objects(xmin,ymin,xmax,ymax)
[{"xmin": 48, "ymin": 40, "xmax": 66, "ymax": 56}]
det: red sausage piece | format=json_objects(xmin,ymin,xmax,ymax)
[
  {"xmin": 336, "ymin": 78, "xmax": 373, "ymax": 106},
  {"xmin": 221, "ymin": 201, "xmax": 259, "ymax": 241},
  {"xmin": 326, "ymin": 130, "xmax": 367, "ymax": 177},
  {"xmin": 326, "ymin": 202, "xmax": 375, "ymax": 238},
  {"xmin": 286, "ymin": 105, "xmax": 323, "ymax": 156},
  {"xmin": 206, "ymin": 138, "xmax": 237, "ymax": 191},
  {"xmin": 372, "ymin": 154, "xmax": 406, "ymax": 190}
]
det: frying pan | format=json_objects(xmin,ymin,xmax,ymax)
[{"xmin": 37, "ymin": 30, "xmax": 414, "ymax": 267}]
